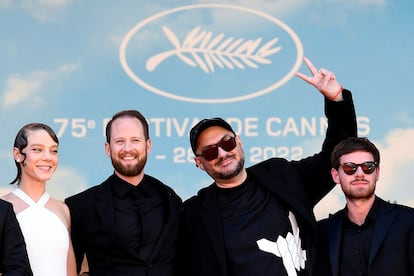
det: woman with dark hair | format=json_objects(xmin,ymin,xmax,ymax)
[{"xmin": 1, "ymin": 123, "xmax": 76, "ymax": 276}]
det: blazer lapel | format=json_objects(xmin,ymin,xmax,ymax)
[
  {"xmin": 200, "ymin": 187, "xmax": 228, "ymax": 275},
  {"xmin": 149, "ymin": 189, "xmax": 179, "ymax": 261},
  {"xmin": 95, "ymin": 180, "xmax": 117, "ymax": 241},
  {"xmin": 368, "ymin": 198, "xmax": 397, "ymax": 268},
  {"xmin": 328, "ymin": 210, "xmax": 345, "ymax": 276}
]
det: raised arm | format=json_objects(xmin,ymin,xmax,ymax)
[
  {"xmin": 296, "ymin": 57, "xmax": 344, "ymax": 102},
  {"xmin": 293, "ymin": 57, "xmax": 357, "ymax": 204}
]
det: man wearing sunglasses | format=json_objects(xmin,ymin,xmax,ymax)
[
  {"xmin": 175, "ymin": 57, "xmax": 358, "ymax": 276},
  {"xmin": 313, "ymin": 137, "xmax": 414, "ymax": 276}
]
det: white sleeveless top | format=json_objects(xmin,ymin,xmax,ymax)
[{"xmin": 13, "ymin": 188, "xmax": 68, "ymax": 276}]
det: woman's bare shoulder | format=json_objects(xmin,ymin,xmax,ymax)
[
  {"xmin": 0, "ymin": 192, "xmax": 28, "ymax": 214},
  {"xmin": 47, "ymin": 197, "xmax": 71, "ymax": 227}
]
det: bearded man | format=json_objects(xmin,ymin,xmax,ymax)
[
  {"xmin": 313, "ymin": 137, "xmax": 414, "ymax": 276},
  {"xmin": 66, "ymin": 110, "xmax": 182, "ymax": 276}
]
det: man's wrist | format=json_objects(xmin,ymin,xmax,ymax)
[{"xmin": 330, "ymin": 85, "xmax": 343, "ymax": 101}]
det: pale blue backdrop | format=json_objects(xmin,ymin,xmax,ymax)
[{"xmin": 1, "ymin": 0, "xmax": 413, "ymax": 218}]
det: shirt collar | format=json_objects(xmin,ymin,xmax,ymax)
[
  {"xmin": 111, "ymin": 173, "xmax": 153, "ymax": 199},
  {"xmin": 344, "ymin": 196, "xmax": 379, "ymax": 228},
  {"xmin": 111, "ymin": 173, "xmax": 134, "ymax": 198},
  {"xmin": 366, "ymin": 196, "xmax": 380, "ymax": 223}
]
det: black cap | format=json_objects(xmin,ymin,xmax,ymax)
[{"xmin": 190, "ymin": 118, "xmax": 235, "ymax": 153}]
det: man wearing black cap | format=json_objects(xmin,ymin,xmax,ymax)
[{"xmin": 175, "ymin": 57, "xmax": 358, "ymax": 276}]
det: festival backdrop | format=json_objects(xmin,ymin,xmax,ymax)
[{"xmin": 1, "ymin": 0, "xmax": 413, "ymax": 218}]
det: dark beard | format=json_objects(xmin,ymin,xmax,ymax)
[
  {"xmin": 111, "ymin": 156, "xmax": 147, "ymax": 177},
  {"xmin": 215, "ymin": 156, "xmax": 245, "ymax": 180},
  {"xmin": 343, "ymin": 181, "xmax": 376, "ymax": 201},
  {"xmin": 345, "ymin": 188, "xmax": 375, "ymax": 201}
]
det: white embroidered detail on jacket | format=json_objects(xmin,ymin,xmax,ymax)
[{"xmin": 256, "ymin": 211, "xmax": 306, "ymax": 276}]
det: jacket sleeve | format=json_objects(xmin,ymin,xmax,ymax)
[
  {"xmin": 0, "ymin": 201, "xmax": 33, "ymax": 276},
  {"xmin": 296, "ymin": 89, "xmax": 357, "ymax": 205},
  {"xmin": 65, "ymin": 196, "xmax": 86, "ymax": 274},
  {"xmin": 322, "ymin": 89, "xmax": 357, "ymax": 153}
]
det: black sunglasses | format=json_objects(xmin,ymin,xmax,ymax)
[
  {"xmin": 339, "ymin": 161, "xmax": 378, "ymax": 175},
  {"xmin": 195, "ymin": 135, "xmax": 237, "ymax": 161}
]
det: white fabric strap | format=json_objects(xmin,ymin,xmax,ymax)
[{"xmin": 12, "ymin": 188, "xmax": 49, "ymax": 207}]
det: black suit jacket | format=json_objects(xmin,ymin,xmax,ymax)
[
  {"xmin": 314, "ymin": 197, "xmax": 414, "ymax": 276},
  {"xmin": 0, "ymin": 199, "xmax": 32, "ymax": 276},
  {"xmin": 175, "ymin": 90, "xmax": 357, "ymax": 276},
  {"xmin": 65, "ymin": 174, "xmax": 182, "ymax": 276}
]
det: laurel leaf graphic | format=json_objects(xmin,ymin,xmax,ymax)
[
  {"xmin": 200, "ymin": 32, "xmax": 213, "ymax": 49},
  {"xmin": 191, "ymin": 52, "xmax": 209, "ymax": 73},
  {"xmin": 162, "ymin": 26, "xmax": 181, "ymax": 49},
  {"xmin": 235, "ymin": 39, "xmax": 261, "ymax": 56},
  {"xmin": 241, "ymin": 57, "xmax": 259, "ymax": 69},
  {"xmin": 177, "ymin": 53, "xmax": 197, "ymax": 67},
  {"xmin": 229, "ymin": 55, "xmax": 244, "ymax": 69},
  {"xmin": 209, "ymin": 53, "xmax": 224, "ymax": 69},
  {"xmin": 251, "ymin": 55, "xmax": 272, "ymax": 64},
  {"xmin": 146, "ymin": 50, "xmax": 174, "ymax": 71},
  {"xmin": 257, "ymin": 38, "xmax": 281, "ymax": 57},
  {"xmin": 225, "ymin": 38, "xmax": 244, "ymax": 53},
  {"xmin": 264, "ymin": 47, "xmax": 282, "ymax": 57},
  {"xmin": 182, "ymin": 26, "xmax": 200, "ymax": 48},
  {"xmin": 204, "ymin": 52, "xmax": 215, "ymax": 73},
  {"xmin": 217, "ymin": 55, "xmax": 234, "ymax": 69},
  {"xmin": 146, "ymin": 27, "xmax": 181, "ymax": 71},
  {"xmin": 216, "ymin": 37, "xmax": 234, "ymax": 51},
  {"xmin": 234, "ymin": 40, "xmax": 251, "ymax": 54},
  {"xmin": 146, "ymin": 26, "xmax": 281, "ymax": 73},
  {"xmin": 183, "ymin": 27, "xmax": 207, "ymax": 49},
  {"xmin": 207, "ymin": 33, "xmax": 224, "ymax": 50}
]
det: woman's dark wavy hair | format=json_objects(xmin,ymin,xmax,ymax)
[{"xmin": 10, "ymin": 123, "xmax": 59, "ymax": 185}]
